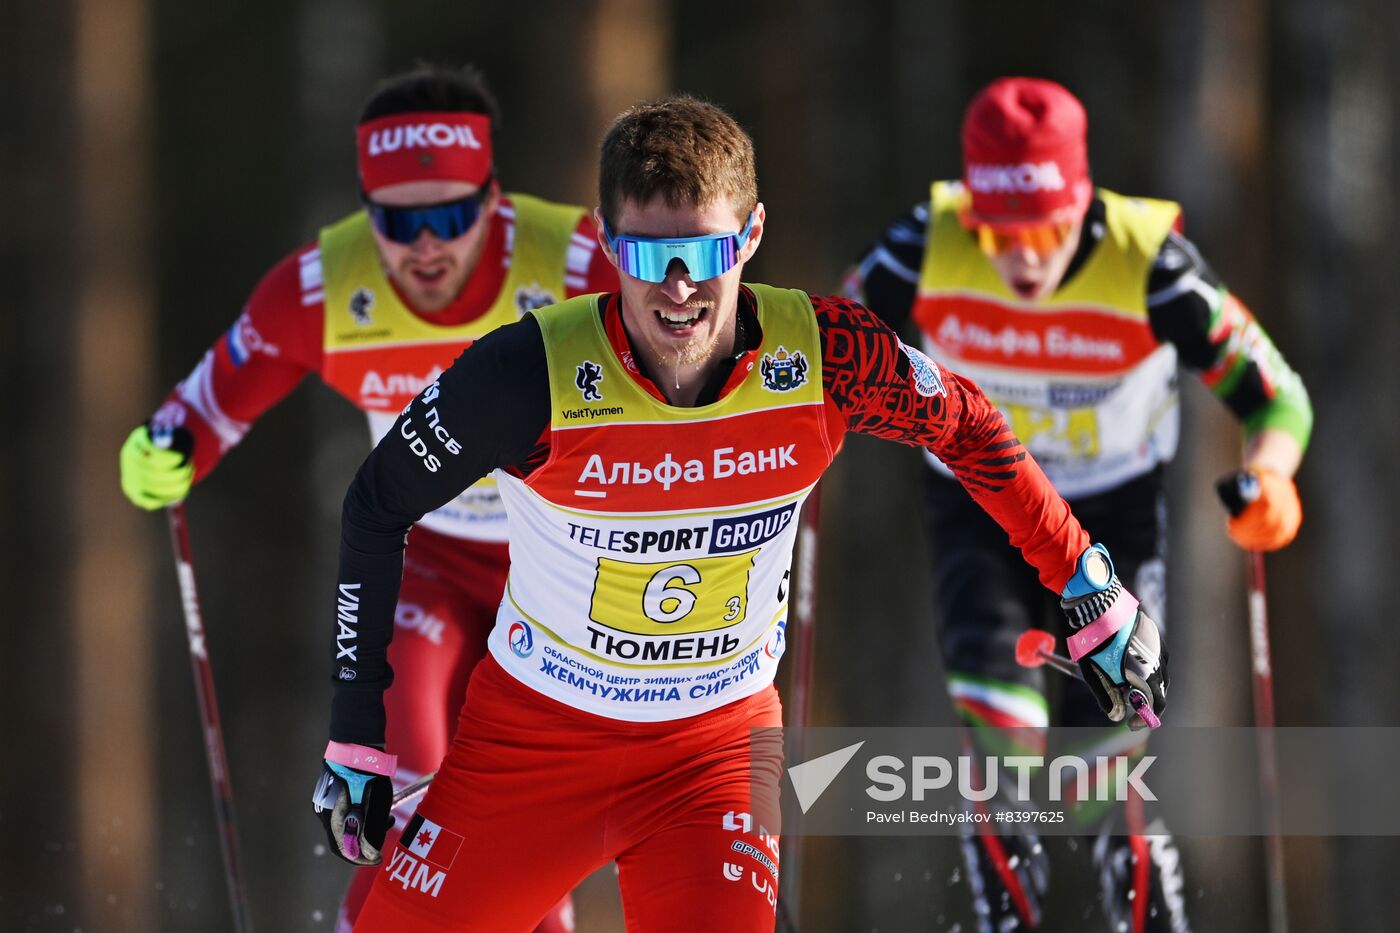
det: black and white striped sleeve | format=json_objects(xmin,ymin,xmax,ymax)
[
  {"xmin": 1144, "ymin": 229, "xmax": 1227, "ymax": 369},
  {"xmin": 841, "ymin": 201, "xmax": 929, "ymax": 337},
  {"xmin": 1146, "ymin": 230, "xmax": 1312, "ymax": 441}
]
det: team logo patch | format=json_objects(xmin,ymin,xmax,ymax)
[
  {"xmin": 765, "ymin": 620, "xmax": 786, "ymax": 660},
  {"xmin": 225, "ymin": 311, "xmax": 279, "ymax": 367},
  {"xmin": 400, "ymin": 814, "xmax": 464, "ymax": 870},
  {"xmin": 508, "ymin": 621, "xmax": 534, "ymax": 659},
  {"xmin": 515, "ymin": 283, "xmax": 559, "ymax": 316},
  {"xmin": 900, "ymin": 342, "xmax": 946, "ymax": 397},
  {"xmin": 576, "ymin": 361, "xmax": 604, "ymax": 401},
  {"xmin": 759, "ymin": 346, "xmax": 808, "ymax": 392},
  {"xmin": 349, "ymin": 287, "xmax": 375, "ymax": 326}
]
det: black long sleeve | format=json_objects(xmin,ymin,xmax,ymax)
[{"xmin": 328, "ymin": 313, "xmax": 551, "ymax": 744}]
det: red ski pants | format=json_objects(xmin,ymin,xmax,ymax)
[
  {"xmin": 353, "ymin": 654, "xmax": 785, "ymax": 932},
  {"xmin": 339, "ymin": 528, "xmax": 573, "ymax": 933}
]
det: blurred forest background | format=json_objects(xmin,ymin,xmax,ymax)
[{"xmin": 4, "ymin": 0, "xmax": 1399, "ymax": 930}]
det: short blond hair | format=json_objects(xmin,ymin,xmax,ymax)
[{"xmin": 599, "ymin": 95, "xmax": 757, "ymax": 226}]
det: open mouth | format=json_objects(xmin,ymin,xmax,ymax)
[
  {"xmin": 409, "ymin": 266, "xmax": 449, "ymax": 286},
  {"xmin": 655, "ymin": 306, "xmax": 708, "ymax": 332},
  {"xmin": 1011, "ymin": 277, "xmax": 1039, "ymax": 298}
]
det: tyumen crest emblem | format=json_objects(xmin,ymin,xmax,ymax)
[
  {"xmin": 349, "ymin": 287, "xmax": 375, "ymax": 326},
  {"xmin": 515, "ymin": 283, "xmax": 559, "ymax": 316},
  {"xmin": 576, "ymin": 360, "xmax": 604, "ymax": 401},
  {"xmin": 760, "ymin": 346, "xmax": 808, "ymax": 392}
]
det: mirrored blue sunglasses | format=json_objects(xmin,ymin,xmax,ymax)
[
  {"xmin": 363, "ymin": 185, "xmax": 492, "ymax": 245},
  {"xmin": 604, "ymin": 214, "xmax": 754, "ymax": 283}
]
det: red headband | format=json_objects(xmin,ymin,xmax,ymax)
[{"xmin": 356, "ymin": 111, "xmax": 494, "ymax": 192}]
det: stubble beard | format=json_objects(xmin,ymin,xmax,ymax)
[
  {"xmin": 650, "ymin": 300, "xmax": 723, "ymax": 369},
  {"xmin": 397, "ymin": 258, "xmax": 464, "ymax": 312}
]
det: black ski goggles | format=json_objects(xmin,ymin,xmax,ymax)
[{"xmin": 362, "ymin": 182, "xmax": 493, "ymax": 245}]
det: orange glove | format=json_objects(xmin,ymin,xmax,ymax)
[{"xmin": 1217, "ymin": 468, "xmax": 1302, "ymax": 551}]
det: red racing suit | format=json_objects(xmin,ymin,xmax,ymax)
[
  {"xmin": 327, "ymin": 286, "xmax": 1096, "ymax": 931},
  {"xmin": 149, "ymin": 195, "xmax": 616, "ymax": 930}
]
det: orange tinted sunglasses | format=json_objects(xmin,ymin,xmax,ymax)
[{"xmin": 974, "ymin": 222, "xmax": 1076, "ymax": 257}]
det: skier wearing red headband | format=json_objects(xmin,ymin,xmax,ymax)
[
  {"xmin": 119, "ymin": 65, "xmax": 615, "ymax": 931},
  {"xmin": 847, "ymin": 76, "xmax": 1312, "ymax": 933}
]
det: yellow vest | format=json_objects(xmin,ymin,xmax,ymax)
[
  {"xmin": 317, "ymin": 193, "xmax": 586, "ymax": 540},
  {"xmin": 912, "ymin": 183, "xmax": 1183, "ymax": 497},
  {"xmin": 490, "ymin": 284, "xmax": 836, "ymax": 720}
]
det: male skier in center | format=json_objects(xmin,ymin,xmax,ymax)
[{"xmin": 310, "ymin": 94, "xmax": 1170, "ymax": 931}]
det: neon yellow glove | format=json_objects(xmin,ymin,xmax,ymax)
[{"xmin": 120, "ymin": 425, "xmax": 194, "ymax": 510}]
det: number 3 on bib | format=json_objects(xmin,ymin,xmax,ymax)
[{"xmin": 589, "ymin": 551, "xmax": 757, "ymax": 636}]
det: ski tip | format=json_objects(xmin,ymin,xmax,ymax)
[{"xmin": 1014, "ymin": 629, "xmax": 1057, "ymax": 669}]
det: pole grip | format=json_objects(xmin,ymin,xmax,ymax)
[{"xmin": 1215, "ymin": 470, "xmax": 1261, "ymax": 517}]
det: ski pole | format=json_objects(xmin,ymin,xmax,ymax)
[
  {"xmin": 781, "ymin": 484, "xmax": 822, "ymax": 931},
  {"xmin": 1014, "ymin": 629, "xmax": 1082, "ymax": 681},
  {"xmin": 391, "ymin": 771, "xmax": 435, "ymax": 809},
  {"xmin": 1013, "ymin": 629, "xmax": 1161, "ymax": 729},
  {"xmin": 166, "ymin": 503, "xmax": 254, "ymax": 933},
  {"xmin": 1216, "ymin": 474, "xmax": 1289, "ymax": 933}
]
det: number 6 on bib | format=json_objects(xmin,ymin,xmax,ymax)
[{"xmin": 590, "ymin": 551, "xmax": 756, "ymax": 634}]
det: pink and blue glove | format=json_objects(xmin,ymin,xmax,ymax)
[
  {"xmin": 311, "ymin": 742, "xmax": 397, "ymax": 866},
  {"xmin": 1060, "ymin": 545, "xmax": 1168, "ymax": 730}
]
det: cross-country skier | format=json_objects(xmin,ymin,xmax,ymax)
[
  {"xmin": 118, "ymin": 64, "xmax": 615, "ymax": 931},
  {"xmin": 309, "ymin": 93, "xmax": 1170, "ymax": 932},
  {"xmin": 844, "ymin": 76, "xmax": 1313, "ymax": 933}
]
